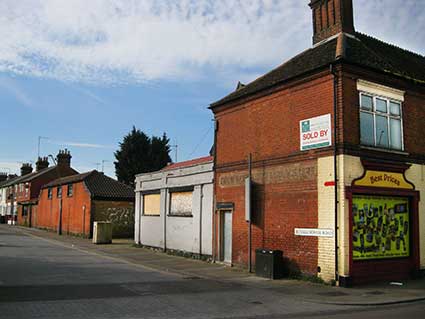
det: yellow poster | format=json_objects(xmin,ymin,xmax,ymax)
[{"xmin": 352, "ymin": 195, "xmax": 410, "ymax": 260}]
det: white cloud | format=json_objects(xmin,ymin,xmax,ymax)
[
  {"xmin": 47, "ymin": 140, "xmax": 114, "ymax": 149},
  {"xmin": 0, "ymin": 0, "xmax": 423, "ymax": 85},
  {"xmin": 0, "ymin": 77, "xmax": 33, "ymax": 107}
]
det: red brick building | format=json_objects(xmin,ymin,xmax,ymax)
[
  {"xmin": 37, "ymin": 170, "xmax": 135, "ymax": 238},
  {"xmin": 12, "ymin": 150, "xmax": 78, "ymax": 227},
  {"xmin": 210, "ymin": 0, "xmax": 425, "ymax": 285}
]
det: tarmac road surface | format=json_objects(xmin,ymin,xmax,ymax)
[{"xmin": 0, "ymin": 225, "xmax": 424, "ymax": 319}]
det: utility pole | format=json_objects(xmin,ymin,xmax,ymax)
[
  {"xmin": 38, "ymin": 136, "xmax": 49, "ymax": 158},
  {"xmin": 170, "ymin": 142, "xmax": 178, "ymax": 163},
  {"xmin": 101, "ymin": 160, "xmax": 109, "ymax": 173}
]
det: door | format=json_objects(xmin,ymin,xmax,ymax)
[{"xmin": 222, "ymin": 211, "xmax": 232, "ymax": 263}]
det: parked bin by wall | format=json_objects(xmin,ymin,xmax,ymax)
[
  {"xmin": 255, "ymin": 249, "xmax": 284, "ymax": 279},
  {"xmin": 92, "ymin": 221, "xmax": 112, "ymax": 244}
]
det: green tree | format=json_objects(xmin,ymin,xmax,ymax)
[{"xmin": 114, "ymin": 127, "xmax": 171, "ymax": 186}]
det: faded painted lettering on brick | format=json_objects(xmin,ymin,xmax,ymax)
[{"xmin": 219, "ymin": 162, "xmax": 317, "ymax": 188}]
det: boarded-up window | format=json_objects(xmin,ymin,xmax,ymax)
[
  {"xmin": 169, "ymin": 191, "xmax": 193, "ymax": 216},
  {"xmin": 143, "ymin": 194, "xmax": 160, "ymax": 216}
]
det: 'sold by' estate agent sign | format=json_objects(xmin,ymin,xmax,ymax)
[{"xmin": 300, "ymin": 114, "xmax": 332, "ymax": 151}]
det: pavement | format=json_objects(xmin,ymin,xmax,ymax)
[{"xmin": 7, "ymin": 225, "xmax": 425, "ymax": 306}]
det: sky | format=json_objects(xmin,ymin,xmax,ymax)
[{"xmin": 0, "ymin": 0, "xmax": 424, "ymax": 178}]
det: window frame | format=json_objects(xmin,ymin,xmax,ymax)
[
  {"xmin": 168, "ymin": 190, "xmax": 194, "ymax": 217},
  {"xmin": 47, "ymin": 187, "xmax": 53, "ymax": 200},
  {"xmin": 57, "ymin": 186, "xmax": 62, "ymax": 198},
  {"xmin": 359, "ymin": 91, "xmax": 404, "ymax": 151},
  {"xmin": 142, "ymin": 193, "xmax": 161, "ymax": 216}
]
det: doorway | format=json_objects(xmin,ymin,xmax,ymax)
[{"xmin": 221, "ymin": 210, "xmax": 232, "ymax": 264}]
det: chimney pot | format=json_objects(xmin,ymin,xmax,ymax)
[
  {"xmin": 20, "ymin": 163, "xmax": 33, "ymax": 176},
  {"xmin": 36, "ymin": 156, "xmax": 50, "ymax": 171},
  {"xmin": 56, "ymin": 149, "xmax": 72, "ymax": 167}
]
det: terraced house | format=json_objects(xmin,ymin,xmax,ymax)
[
  {"xmin": 210, "ymin": 0, "xmax": 425, "ymax": 285},
  {"xmin": 7, "ymin": 150, "xmax": 78, "ymax": 227},
  {"xmin": 37, "ymin": 170, "xmax": 135, "ymax": 238}
]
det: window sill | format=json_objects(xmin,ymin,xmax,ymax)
[
  {"xmin": 142, "ymin": 214, "xmax": 161, "ymax": 217},
  {"xmin": 360, "ymin": 145, "xmax": 409, "ymax": 156},
  {"xmin": 167, "ymin": 214, "xmax": 193, "ymax": 218}
]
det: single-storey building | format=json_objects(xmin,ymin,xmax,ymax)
[
  {"xmin": 134, "ymin": 156, "xmax": 214, "ymax": 258},
  {"xmin": 37, "ymin": 170, "xmax": 135, "ymax": 238}
]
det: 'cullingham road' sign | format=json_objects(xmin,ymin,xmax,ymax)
[{"xmin": 294, "ymin": 228, "xmax": 334, "ymax": 237}]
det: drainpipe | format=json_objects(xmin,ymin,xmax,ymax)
[
  {"xmin": 330, "ymin": 63, "xmax": 339, "ymax": 283},
  {"xmin": 82, "ymin": 205, "xmax": 86, "ymax": 236},
  {"xmin": 58, "ymin": 198, "xmax": 63, "ymax": 235},
  {"xmin": 248, "ymin": 153, "xmax": 252, "ymax": 273},
  {"xmin": 163, "ymin": 175, "xmax": 171, "ymax": 252}
]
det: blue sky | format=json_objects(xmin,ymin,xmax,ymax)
[{"xmin": 0, "ymin": 0, "xmax": 424, "ymax": 178}]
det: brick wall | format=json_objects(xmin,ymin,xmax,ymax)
[
  {"xmin": 213, "ymin": 74, "xmax": 335, "ymax": 275},
  {"xmin": 93, "ymin": 200, "xmax": 134, "ymax": 238},
  {"xmin": 36, "ymin": 181, "xmax": 92, "ymax": 236}
]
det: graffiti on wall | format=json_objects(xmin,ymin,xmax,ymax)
[{"xmin": 95, "ymin": 204, "xmax": 134, "ymax": 238}]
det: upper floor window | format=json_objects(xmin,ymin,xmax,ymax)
[
  {"xmin": 47, "ymin": 188, "xmax": 53, "ymax": 199},
  {"xmin": 57, "ymin": 186, "xmax": 62, "ymax": 198},
  {"xmin": 359, "ymin": 93, "xmax": 403, "ymax": 150},
  {"xmin": 67, "ymin": 184, "xmax": 73, "ymax": 197}
]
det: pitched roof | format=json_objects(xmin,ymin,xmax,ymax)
[
  {"xmin": 210, "ymin": 32, "xmax": 425, "ymax": 108},
  {"xmin": 0, "ymin": 174, "xmax": 30, "ymax": 188},
  {"xmin": 345, "ymin": 32, "xmax": 425, "ymax": 84},
  {"xmin": 0, "ymin": 165, "xmax": 78, "ymax": 188},
  {"xmin": 19, "ymin": 166, "xmax": 57, "ymax": 183},
  {"xmin": 43, "ymin": 171, "xmax": 93, "ymax": 188},
  {"xmin": 161, "ymin": 156, "xmax": 214, "ymax": 171},
  {"xmin": 43, "ymin": 171, "xmax": 134, "ymax": 201}
]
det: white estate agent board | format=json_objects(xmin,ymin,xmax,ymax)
[{"xmin": 300, "ymin": 114, "xmax": 332, "ymax": 151}]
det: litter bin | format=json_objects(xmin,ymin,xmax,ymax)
[{"xmin": 255, "ymin": 249, "xmax": 284, "ymax": 279}]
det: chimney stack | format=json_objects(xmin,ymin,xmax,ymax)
[
  {"xmin": 56, "ymin": 149, "xmax": 72, "ymax": 167},
  {"xmin": 36, "ymin": 156, "xmax": 50, "ymax": 171},
  {"xmin": 20, "ymin": 163, "xmax": 33, "ymax": 176},
  {"xmin": 310, "ymin": 0, "xmax": 355, "ymax": 45},
  {"xmin": 0, "ymin": 172, "xmax": 7, "ymax": 182}
]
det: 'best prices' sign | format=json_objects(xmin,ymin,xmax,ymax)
[{"xmin": 300, "ymin": 114, "xmax": 332, "ymax": 151}]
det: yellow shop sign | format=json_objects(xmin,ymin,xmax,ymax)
[{"xmin": 354, "ymin": 170, "xmax": 414, "ymax": 190}]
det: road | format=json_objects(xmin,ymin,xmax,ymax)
[{"xmin": 0, "ymin": 225, "xmax": 424, "ymax": 319}]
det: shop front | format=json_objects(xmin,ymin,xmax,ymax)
[{"xmin": 346, "ymin": 160, "xmax": 420, "ymax": 284}]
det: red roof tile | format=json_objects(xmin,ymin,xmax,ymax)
[{"xmin": 161, "ymin": 156, "xmax": 213, "ymax": 171}]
